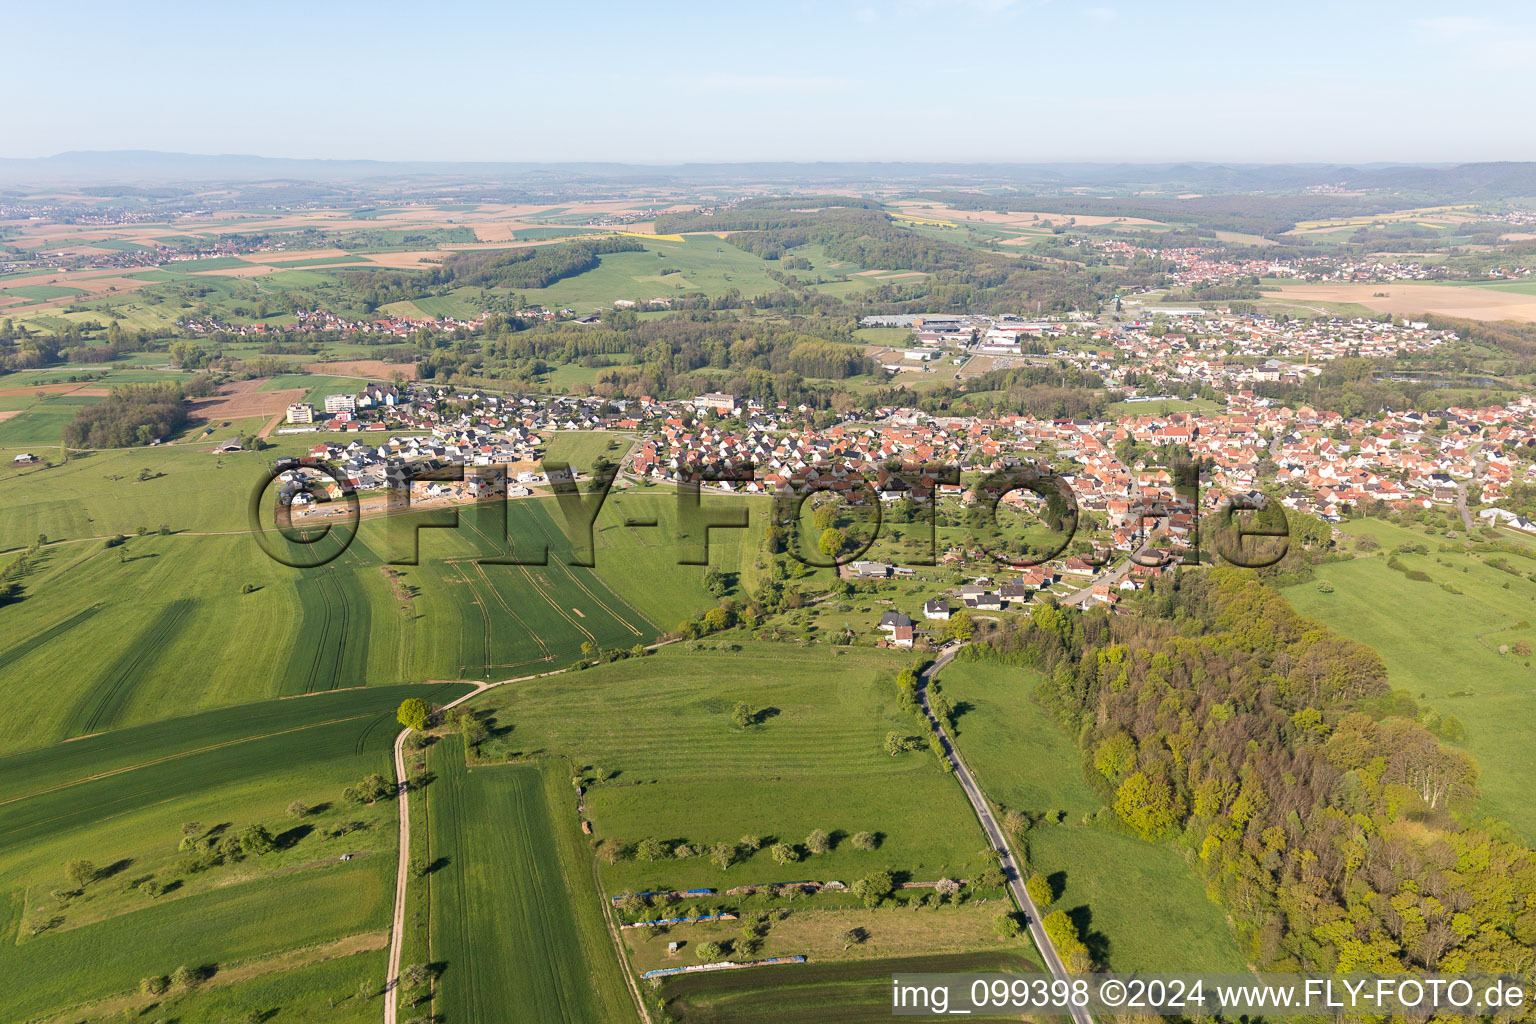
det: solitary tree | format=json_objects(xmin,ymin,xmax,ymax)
[
  {"xmin": 696, "ymin": 941, "xmax": 724, "ymax": 961},
  {"xmin": 286, "ymin": 800, "xmax": 309, "ymax": 819},
  {"xmin": 851, "ymin": 869, "xmax": 894, "ymax": 908},
  {"xmin": 65, "ymin": 859, "xmax": 97, "ymax": 890},
  {"xmin": 732, "ymin": 701, "xmax": 754, "ymax": 729},
  {"xmin": 635, "ymin": 837, "xmax": 670, "ymax": 862},
  {"xmin": 818, "ymin": 527, "xmax": 846, "ymax": 560},
  {"xmin": 850, "ymin": 831, "xmax": 879, "ymax": 851},
  {"xmin": 769, "ymin": 843, "xmax": 799, "ymax": 865},
  {"xmin": 397, "ymin": 698, "xmax": 430, "ymax": 732},
  {"xmin": 805, "ymin": 829, "xmax": 831, "ymax": 855},
  {"xmin": 238, "ymin": 824, "xmax": 276, "ymax": 857}
]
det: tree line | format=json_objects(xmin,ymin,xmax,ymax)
[{"xmin": 963, "ymin": 569, "xmax": 1535, "ymax": 975}]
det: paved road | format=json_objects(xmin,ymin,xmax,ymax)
[
  {"xmin": 1059, "ymin": 557, "xmax": 1132, "ymax": 607},
  {"xmin": 1455, "ymin": 446, "xmax": 1487, "ymax": 533},
  {"xmin": 919, "ymin": 647, "xmax": 1095, "ymax": 1024},
  {"xmin": 1455, "ymin": 481, "xmax": 1474, "ymax": 531}
]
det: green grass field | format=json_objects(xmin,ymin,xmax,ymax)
[
  {"xmin": 515, "ymin": 235, "xmax": 783, "ymax": 310},
  {"xmin": 1284, "ymin": 517, "xmax": 1536, "ymax": 840},
  {"xmin": 936, "ymin": 659, "xmax": 1249, "ymax": 974},
  {"xmin": 1, "ymin": 284, "xmax": 89, "ymax": 302},
  {"xmin": 0, "ymin": 684, "xmax": 467, "ymax": 1022},
  {"xmin": 421, "ymin": 738, "xmax": 637, "ymax": 1023},
  {"xmin": 591, "ymin": 488, "xmax": 768, "ymax": 627},
  {"xmin": 475, "ymin": 645, "xmax": 1005, "ymax": 896},
  {"xmin": 0, "ymin": 480, "xmax": 700, "ymax": 751}
]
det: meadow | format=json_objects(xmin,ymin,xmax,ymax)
[
  {"xmin": 0, "ymin": 476, "xmax": 717, "ymax": 751},
  {"xmin": 1284, "ymin": 517, "xmax": 1536, "ymax": 840},
  {"xmin": 935, "ymin": 658, "xmax": 1249, "ymax": 974},
  {"xmin": 473, "ymin": 645, "xmax": 1006, "ymax": 896},
  {"xmin": 419, "ymin": 738, "xmax": 637, "ymax": 1023},
  {"xmin": 0, "ymin": 684, "xmax": 466, "ymax": 1023},
  {"xmin": 508, "ymin": 234, "xmax": 786, "ymax": 311},
  {"xmin": 625, "ymin": 903, "xmax": 1021, "ymax": 975},
  {"xmin": 590, "ymin": 487, "xmax": 768, "ymax": 627}
]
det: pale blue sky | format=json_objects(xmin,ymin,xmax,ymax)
[{"xmin": 4, "ymin": 1, "xmax": 1534, "ymax": 163}]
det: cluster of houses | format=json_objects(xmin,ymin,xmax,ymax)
[
  {"xmin": 868, "ymin": 559, "xmax": 1165, "ymax": 648},
  {"xmin": 1088, "ymin": 237, "xmax": 1449, "ymax": 285},
  {"xmin": 1478, "ymin": 507, "xmax": 1536, "ymax": 535},
  {"xmin": 616, "ymin": 386, "xmax": 1536, "ymax": 531},
  {"xmin": 275, "ymin": 361, "xmax": 1535, "ymax": 555}
]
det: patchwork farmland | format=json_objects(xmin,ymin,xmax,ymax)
[
  {"xmin": 0, "ymin": 684, "xmax": 470, "ymax": 1023},
  {"xmin": 0, "ymin": 494, "xmax": 690, "ymax": 753}
]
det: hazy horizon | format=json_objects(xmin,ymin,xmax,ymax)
[{"xmin": 5, "ymin": 0, "xmax": 1535, "ymax": 165}]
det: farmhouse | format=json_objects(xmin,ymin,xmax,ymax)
[
  {"xmin": 11, "ymin": 452, "xmax": 40, "ymax": 465},
  {"xmin": 923, "ymin": 598, "xmax": 950, "ymax": 620}
]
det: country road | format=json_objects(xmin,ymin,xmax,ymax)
[
  {"xmin": 383, "ymin": 640, "xmax": 679, "ymax": 1024},
  {"xmin": 919, "ymin": 646, "xmax": 1095, "ymax": 1024},
  {"xmin": 383, "ymin": 681, "xmax": 490, "ymax": 1024}
]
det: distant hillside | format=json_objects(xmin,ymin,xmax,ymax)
[{"xmin": 1, "ymin": 151, "xmax": 1534, "ymax": 198}]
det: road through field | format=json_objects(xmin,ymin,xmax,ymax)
[
  {"xmin": 383, "ymin": 646, "xmax": 677, "ymax": 1024},
  {"xmin": 920, "ymin": 646, "xmax": 1095, "ymax": 1024},
  {"xmin": 385, "ymin": 681, "xmax": 490, "ymax": 1024}
]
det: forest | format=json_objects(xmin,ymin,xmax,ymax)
[
  {"xmin": 422, "ymin": 314, "xmax": 878, "ymax": 399},
  {"xmin": 963, "ymin": 570, "xmax": 1536, "ymax": 976},
  {"xmin": 61, "ymin": 382, "xmax": 189, "ymax": 448},
  {"xmin": 435, "ymin": 236, "xmax": 646, "ymax": 289}
]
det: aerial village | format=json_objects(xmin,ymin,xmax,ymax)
[{"xmin": 271, "ymin": 297, "xmax": 1536, "ymax": 634}]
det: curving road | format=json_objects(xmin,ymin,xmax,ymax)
[{"xmin": 919, "ymin": 647, "xmax": 1095, "ymax": 1024}]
